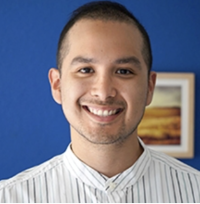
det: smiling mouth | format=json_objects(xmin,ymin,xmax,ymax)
[{"xmin": 83, "ymin": 106, "xmax": 123, "ymax": 117}]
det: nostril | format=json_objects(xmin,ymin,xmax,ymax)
[{"xmin": 90, "ymin": 86, "xmax": 117, "ymax": 99}]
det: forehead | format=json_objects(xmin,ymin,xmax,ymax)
[
  {"xmin": 68, "ymin": 19, "xmax": 142, "ymax": 42},
  {"xmin": 62, "ymin": 19, "xmax": 145, "ymax": 66}
]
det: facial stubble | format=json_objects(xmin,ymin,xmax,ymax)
[{"xmin": 69, "ymin": 102, "xmax": 146, "ymax": 146}]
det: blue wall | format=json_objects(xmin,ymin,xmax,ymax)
[{"xmin": 0, "ymin": 0, "xmax": 200, "ymax": 180}]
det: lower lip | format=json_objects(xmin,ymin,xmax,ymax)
[{"xmin": 83, "ymin": 107, "xmax": 122, "ymax": 123}]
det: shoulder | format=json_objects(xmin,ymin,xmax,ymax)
[
  {"xmin": 0, "ymin": 153, "xmax": 65, "ymax": 190},
  {"xmin": 149, "ymin": 147, "xmax": 200, "ymax": 176}
]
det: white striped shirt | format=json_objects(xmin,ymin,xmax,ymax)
[{"xmin": 0, "ymin": 139, "xmax": 200, "ymax": 203}]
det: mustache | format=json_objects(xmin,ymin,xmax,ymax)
[{"xmin": 79, "ymin": 98, "xmax": 125, "ymax": 106}]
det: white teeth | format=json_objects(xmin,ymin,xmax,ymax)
[
  {"xmin": 103, "ymin": 110, "xmax": 108, "ymax": 116},
  {"xmin": 93, "ymin": 109, "xmax": 98, "ymax": 115},
  {"xmin": 97, "ymin": 110, "xmax": 103, "ymax": 116},
  {"xmin": 87, "ymin": 107, "xmax": 118, "ymax": 117},
  {"xmin": 109, "ymin": 109, "xmax": 117, "ymax": 115}
]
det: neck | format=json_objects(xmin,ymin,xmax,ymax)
[{"xmin": 70, "ymin": 128, "xmax": 143, "ymax": 178}]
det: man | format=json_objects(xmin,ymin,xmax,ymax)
[{"xmin": 0, "ymin": 1, "xmax": 200, "ymax": 203}]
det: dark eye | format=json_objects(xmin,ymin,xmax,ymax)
[
  {"xmin": 116, "ymin": 69, "xmax": 132, "ymax": 75},
  {"xmin": 79, "ymin": 67, "xmax": 94, "ymax": 73}
]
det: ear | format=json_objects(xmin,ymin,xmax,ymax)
[
  {"xmin": 48, "ymin": 68, "xmax": 62, "ymax": 104},
  {"xmin": 146, "ymin": 71, "xmax": 157, "ymax": 106}
]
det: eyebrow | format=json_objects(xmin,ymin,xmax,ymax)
[
  {"xmin": 70, "ymin": 56, "xmax": 141, "ymax": 69},
  {"xmin": 70, "ymin": 56, "xmax": 97, "ymax": 65},
  {"xmin": 114, "ymin": 56, "xmax": 141, "ymax": 69}
]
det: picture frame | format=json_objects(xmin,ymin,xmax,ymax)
[{"xmin": 138, "ymin": 73, "xmax": 195, "ymax": 158}]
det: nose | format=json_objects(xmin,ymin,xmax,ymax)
[{"xmin": 90, "ymin": 75, "xmax": 117, "ymax": 101}]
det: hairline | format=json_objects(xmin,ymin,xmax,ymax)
[{"xmin": 58, "ymin": 18, "xmax": 151, "ymax": 74}]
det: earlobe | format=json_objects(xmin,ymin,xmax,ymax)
[
  {"xmin": 146, "ymin": 71, "xmax": 157, "ymax": 106},
  {"xmin": 48, "ymin": 68, "xmax": 62, "ymax": 104}
]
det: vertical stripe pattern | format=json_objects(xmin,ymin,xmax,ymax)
[{"xmin": 0, "ymin": 140, "xmax": 200, "ymax": 203}]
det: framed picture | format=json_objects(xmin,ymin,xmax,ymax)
[{"xmin": 138, "ymin": 73, "xmax": 195, "ymax": 158}]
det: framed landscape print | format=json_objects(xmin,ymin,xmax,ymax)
[{"xmin": 138, "ymin": 73, "xmax": 195, "ymax": 158}]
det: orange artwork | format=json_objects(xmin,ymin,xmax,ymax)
[
  {"xmin": 137, "ymin": 73, "xmax": 194, "ymax": 158},
  {"xmin": 138, "ymin": 86, "xmax": 181, "ymax": 145}
]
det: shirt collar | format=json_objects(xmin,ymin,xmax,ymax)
[{"xmin": 63, "ymin": 138, "xmax": 151, "ymax": 192}]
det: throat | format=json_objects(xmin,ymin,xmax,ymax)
[{"xmin": 71, "ymin": 133, "xmax": 143, "ymax": 178}]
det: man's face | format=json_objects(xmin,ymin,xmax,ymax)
[{"xmin": 49, "ymin": 19, "xmax": 156, "ymax": 145}]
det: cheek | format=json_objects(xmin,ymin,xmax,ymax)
[
  {"xmin": 60, "ymin": 81, "xmax": 84, "ymax": 122},
  {"xmin": 61, "ymin": 80, "xmax": 87, "ymax": 107},
  {"xmin": 123, "ymin": 81, "xmax": 148, "ymax": 112}
]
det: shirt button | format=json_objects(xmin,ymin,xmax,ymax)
[{"xmin": 109, "ymin": 182, "xmax": 117, "ymax": 190}]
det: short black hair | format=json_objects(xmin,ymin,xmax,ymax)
[{"xmin": 57, "ymin": 1, "xmax": 152, "ymax": 73}]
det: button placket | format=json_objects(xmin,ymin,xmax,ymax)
[
  {"xmin": 109, "ymin": 182, "xmax": 117, "ymax": 190},
  {"xmin": 105, "ymin": 180, "xmax": 117, "ymax": 192}
]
